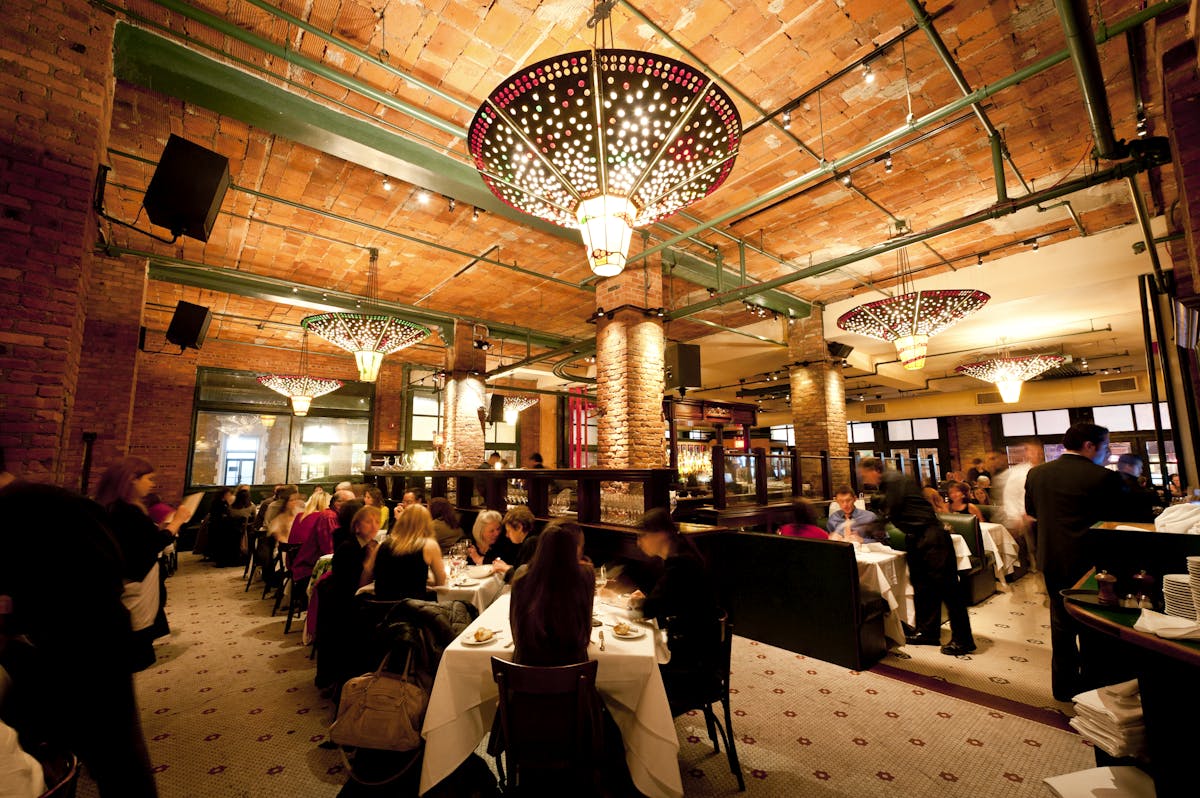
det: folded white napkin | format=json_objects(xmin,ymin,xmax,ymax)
[
  {"xmin": 1133, "ymin": 608, "xmax": 1200, "ymax": 640},
  {"xmin": 1103, "ymin": 678, "xmax": 1140, "ymax": 698},
  {"xmin": 1155, "ymin": 502, "xmax": 1200, "ymax": 533},
  {"xmin": 1074, "ymin": 704, "xmax": 1144, "ymax": 733},
  {"xmin": 1043, "ymin": 766, "xmax": 1156, "ymax": 798},
  {"xmin": 1072, "ymin": 687, "xmax": 1143, "ymax": 726},
  {"xmin": 1068, "ymin": 717, "xmax": 1144, "ymax": 758}
]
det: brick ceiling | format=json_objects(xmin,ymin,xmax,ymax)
[{"xmin": 98, "ymin": 0, "xmax": 1181, "ymax": 394}]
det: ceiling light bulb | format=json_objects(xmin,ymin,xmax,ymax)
[
  {"xmin": 1032, "ymin": 240, "xmax": 1040, "ymax": 252},
  {"xmin": 863, "ymin": 63, "xmax": 875, "ymax": 84},
  {"xmin": 448, "ymin": 197, "xmax": 457, "ymax": 212},
  {"xmin": 977, "ymin": 254, "xmax": 984, "ymax": 267},
  {"xmin": 884, "ymin": 155, "xmax": 892, "ymax": 174},
  {"xmin": 418, "ymin": 191, "xmax": 429, "ymax": 205},
  {"xmin": 782, "ymin": 110, "xmax": 791, "ymax": 130},
  {"xmin": 382, "ymin": 177, "xmax": 392, "ymax": 191},
  {"xmin": 841, "ymin": 174, "xmax": 852, "ymax": 186},
  {"xmin": 472, "ymin": 207, "xmax": 480, "ymax": 221}
]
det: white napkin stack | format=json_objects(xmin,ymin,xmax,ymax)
[
  {"xmin": 1154, "ymin": 502, "xmax": 1200, "ymax": 533},
  {"xmin": 1043, "ymin": 765, "xmax": 1156, "ymax": 798},
  {"xmin": 1069, "ymin": 680, "xmax": 1145, "ymax": 759}
]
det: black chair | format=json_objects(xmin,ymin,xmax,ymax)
[
  {"xmin": 662, "ymin": 611, "xmax": 744, "ymax": 791},
  {"xmin": 938, "ymin": 512, "xmax": 997, "ymax": 605},
  {"xmin": 36, "ymin": 749, "xmax": 79, "ymax": 798},
  {"xmin": 490, "ymin": 657, "xmax": 603, "ymax": 795}
]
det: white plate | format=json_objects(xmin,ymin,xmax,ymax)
[
  {"xmin": 462, "ymin": 632, "xmax": 500, "ymax": 646},
  {"xmin": 450, "ymin": 578, "xmax": 480, "ymax": 587},
  {"xmin": 610, "ymin": 626, "xmax": 646, "ymax": 640},
  {"xmin": 468, "ymin": 565, "xmax": 495, "ymax": 579}
]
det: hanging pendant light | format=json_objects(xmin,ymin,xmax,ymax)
[
  {"xmin": 302, "ymin": 248, "xmax": 430, "ymax": 381},
  {"xmin": 258, "ymin": 329, "xmax": 343, "ymax": 416},
  {"xmin": 500, "ymin": 394, "xmax": 539, "ymax": 424},
  {"xmin": 467, "ymin": 2, "xmax": 741, "ymax": 278},
  {"xmin": 956, "ymin": 353, "xmax": 1065, "ymax": 403},
  {"xmin": 836, "ymin": 247, "xmax": 989, "ymax": 370}
]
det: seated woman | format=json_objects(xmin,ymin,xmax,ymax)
[
  {"xmin": 288, "ymin": 491, "xmax": 330, "ymax": 551},
  {"xmin": 922, "ymin": 478, "xmax": 948, "ymax": 513},
  {"xmin": 205, "ymin": 487, "xmax": 243, "ymax": 566},
  {"xmin": 509, "ymin": 520, "xmax": 593, "ymax": 666},
  {"xmin": 629, "ymin": 508, "xmax": 721, "ymax": 713},
  {"xmin": 429, "ymin": 497, "xmax": 463, "ymax": 553},
  {"xmin": 971, "ymin": 475, "xmax": 992, "ymax": 506},
  {"xmin": 946, "ymin": 481, "xmax": 985, "ymax": 522},
  {"xmin": 331, "ymin": 505, "xmax": 382, "ymax": 597},
  {"xmin": 371, "ymin": 504, "xmax": 446, "ymax": 601},
  {"xmin": 466, "ymin": 509, "xmax": 514, "ymax": 568},
  {"xmin": 494, "ymin": 505, "xmax": 538, "ymax": 583},
  {"xmin": 363, "ymin": 486, "xmax": 390, "ymax": 532},
  {"xmin": 777, "ymin": 498, "xmax": 828, "ymax": 539},
  {"xmin": 321, "ymin": 506, "xmax": 383, "ymax": 695}
]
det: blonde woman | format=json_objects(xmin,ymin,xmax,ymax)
[
  {"xmin": 371, "ymin": 504, "xmax": 446, "ymax": 600},
  {"xmin": 288, "ymin": 490, "xmax": 331, "ymax": 551},
  {"xmin": 467, "ymin": 509, "xmax": 514, "ymax": 568}
]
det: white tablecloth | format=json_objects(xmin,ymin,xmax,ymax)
[
  {"xmin": 419, "ymin": 594, "xmax": 683, "ymax": 798},
  {"xmin": 949, "ymin": 533, "xmax": 972, "ymax": 571},
  {"xmin": 981, "ymin": 521, "xmax": 1020, "ymax": 579},
  {"xmin": 855, "ymin": 547, "xmax": 913, "ymax": 644},
  {"xmin": 431, "ymin": 573, "xmax": 504, "ymax": 614}
]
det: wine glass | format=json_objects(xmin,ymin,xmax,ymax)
[{"xmin": 594, "ymin": 565, "xmax": 607, "ymax": 591}]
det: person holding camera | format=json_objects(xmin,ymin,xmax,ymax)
[{"xmin": 858, "ymin": 457, "xmax": 975, "ymax": 656}]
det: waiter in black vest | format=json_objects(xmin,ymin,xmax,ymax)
[{"xmin": 858, "ymin": 457, "xmax": 975, "ymax": 656}]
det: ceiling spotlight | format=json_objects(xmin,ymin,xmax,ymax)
[
  {"xmin": 472, "ymin": 207, "xmax": 480, "ymax": 221},
  {"xmin": 841, "ymin": 173, "xmax": 852, "ymax": 187},
  {"xmin": 883, "ymin": 154, "xmax": 893, "ymax": 174},
  {"xmin": 418, "ymin": 191, "xmax": 430, "ymax": 205},
  {"xmin": 976, "ymin": 253, "xmax": 984, "ymax": 267},
  {"xmin": 1031, "ymin": 240, "xmax": 1040, "ymax": 252},
  {"xmin": 472, "ymin": 337, "xmax": 491, "ymax": 350},
  {"xmin": 655, "ymin": 307, "xmax": 665, "ymax": 317},
  {"xmin": 448, "ymin": 197, "xmax": 457, "ymax": 212},
  {"xmin": 707, "ymin": 287, "xmax": 717, "ymax": 298},
  {"xmin": 381, "ymin": 177, "xmax": 393, "ymax": 192},
  {"xmin": 782, "ymin": 110, "xmax": 791, "ymax": 130},
  {"xmin": 862, "ymin": 62, "xmax": 875, "ymax": 84},
  {"xmin": 1136, "ymin": 115, "xmax": 1148, "ymax": 138}
]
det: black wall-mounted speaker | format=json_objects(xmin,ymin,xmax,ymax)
[
  {"xmin": 142, "ymin": 134, "xmax": 230, "ymax": 242},
  {"xmin": 665, "ymin": 342, "xmax": 702, "ymax": 391},
  {"xmin": 488, "ymin": 394, "xmax": 505, "ymax": 423},
  {"xmin": 166, "ymin": 301, "xmax": 212, "ymax": 350},
  {"xmin": 827, "ymin": 341, "xmax": 855, "ymax": 360}
]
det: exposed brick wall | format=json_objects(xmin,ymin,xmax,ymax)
[
  {"xmin": 596, "ymin": 308, "xmax": 666, "ymax": 469},
  {"xmin": 787, "ymin": 312, "xmax": 850, "ymax": 486},
  {"xmin": 948, "ymin": 414, "xmax": 994, "ymax": 475},
  {"xmin": 0, "ymin": 0, "xmax": 115, "ymax": 482},
  {"xmin": 63, "ymin": 252, "xmax": 146, "ymax": 495},
  {"xmin": 372, "ymin": 360, "xmax": 405, "ymax": 449},
  {"xmin": 1158, "ymin": 9, "xmax": 1200, "ymax": 285},
  {"xmin": 443, "ymin": 322, "xmax": 486, "ymax": 467}
]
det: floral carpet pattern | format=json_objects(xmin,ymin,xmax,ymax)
[{"xmin": 76, "ymin": 557, "xmax": 1094, "ymax": 797}]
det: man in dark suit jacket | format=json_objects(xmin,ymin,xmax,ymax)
[{"xmin": 1024, "ymin": 422, "xmax": 1123, "ymax": 701}]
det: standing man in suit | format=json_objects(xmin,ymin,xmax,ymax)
[{"xmin": 1024, "ymin": 422, "xmax": 1123, "ymax": 701}]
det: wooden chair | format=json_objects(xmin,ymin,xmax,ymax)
[
  {"xmin": 662, "ymin": 611, "xmax": 744, "ymax": 791},
  {"xmin": 36, "ymin": 749, "xmax": 79, "ymax": 798},
  {"xmin": 490, "ymin": 657, "xmax": 602, "ymax": 795}
]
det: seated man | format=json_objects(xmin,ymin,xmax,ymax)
[{"xmin": 826, "ymin": 486, "xmax": 885, "ymax": 543}]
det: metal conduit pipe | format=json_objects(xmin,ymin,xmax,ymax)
[
  {"xmin": 1139, "ymin": 274, "xmax": 1172, "ymax": 488},
  {"xmin": 1127, "ymin": 175, "xmax": 1171, "ymax": 293},
  {"xmin": 666, "ymin": 156, "xmax": 1155, "ymax": 320},
  {"xmin": 631, "ymin": 0, "xmax": 1183, "ymax": 269},
  {"xmin": 143, "ymin": 0, "xmax": 467, "ymax": 140},
  {"xmin": 1054, "ymin": 0, "xmax": 1125, "ymax": 159}
]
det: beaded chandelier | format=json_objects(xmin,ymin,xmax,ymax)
[
  {"xmin": 955, "ymin": 353, "xmax": 1065, "ymax": 403},
  {"xmin": 501, "ymin": 394, "xmax": 539, "ymax": 424},
  {"xmin": 836, "ymin": 248, "xmax": 989, "ymax": 370},
  {"xmin": 467, "ymin": 3, "xmax": 741, "ymax": 278},
  {"xmin": 302, "ymin": 249, "xmax": 429, "ymax": 382},
  {"xmin": 258, "ymin": 330, "xmax": 343, "ymax": 417}
]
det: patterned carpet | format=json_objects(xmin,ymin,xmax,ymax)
[{"xmin": 75, "ymin": 557, "xmax": 1095, "ymax": 797}]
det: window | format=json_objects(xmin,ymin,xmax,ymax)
[
  {"xmin": 1001, "ymin": 412, "xmax": 1036, "ymax": 437},
  {"xmin": 769, "ymin": 425, "xmax": 795, "ymax": 446},
  {"xmin": 911, "ymin": 418, "xmax": 939, "ymax": 439},
  {"xmin": 188, "ymin": 368, "xmax": 373, "ymax": 487},
  {"xmin": 1133, "ymin": 402, "xmax": 1171, "ymax": 431},
  {"xmin": 1033, "ymin": 409, "xmax": 1070, "ymax": 435},
  {"xmin": 887, "ymin": 420, "xmax": 913, "ymax": 441},
  {"xmin": 1092, "ymin": 404, "xmax": 1135, "ymax": 432},
  {"xmin": 847, "ymin": 422, "xmax": 875, "ymax": 444}
]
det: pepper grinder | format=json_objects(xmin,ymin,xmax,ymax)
[{"xmin": 1096, "ymin": 570, "xmax": 1119, "ymax": 606}]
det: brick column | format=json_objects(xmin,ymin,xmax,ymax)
[
  {"xmin": 443, "ymin": 321, "xmax": 486, "ymax": 467},
  {"xmin": 787, "ymin": 311, "xmax": 850, "ymax": 488},
  {"xmin": 595, "ymin": 265, "xmax": 666, "ymax": 469},
  {"xmin": 0, "ymin": 1, "xmax": 115, "ymax": 483}
]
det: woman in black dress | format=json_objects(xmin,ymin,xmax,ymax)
[
  {"xmin": 94, "ymin": 456, "xmax": 193, "ymax": 671},
  {"xmin": 371, "ymin": 504, "xmax": 446, "ymax": 601}
]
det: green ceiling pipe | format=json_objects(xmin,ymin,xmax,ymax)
[
  {"xmin": 631, "ymin": 0, "xmax": 1184, "ymax": 268},
  {"xmin": 141, "ymin": 0, "xmax": 466, "ymax": 139},
  {"xmin": 666, "ymin": 157, "xmax": 1155, "ymax": 320},
  {"xmin": 1055, "ymin": 0, "xmax": 1123, "ymax": 159}
]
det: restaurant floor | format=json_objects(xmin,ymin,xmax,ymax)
[{"xmin": 75, "ymin": 558, "xmax": 1094, "ymax": 798}]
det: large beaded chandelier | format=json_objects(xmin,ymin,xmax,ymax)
[
  {"xmin": 258, "ymin": 329, "xmax": 343, "ymax": 417},
  {"xmin": 956, "ymin": 353, "xmax": 1065, "ymax": 403},
  {"xmin": 837, "ymin": 248, "xmax": 989, "ymax": 370},
  {"xmin": 302, "ymin": 248, "xmax": 429, "ymax": 382},
  {"xmin": 467, "ymin": 1, "xmax": 741, "ymax": 278},
  {"xmin": 501, "ymin": 394, "xmax": 539, "ymax": 424}
]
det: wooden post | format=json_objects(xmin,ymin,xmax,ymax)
[
  {"xmin": 712, "ymin": 445, "xmax": 727, "ymax": 510},
  {"xmin": 789, "ymin": 447, "xmax": 801, "ymax": 497},
  {"xmin": 820, "ymin": 449, "xmax": 833, "ymax": 500},
  {"xmin": 753, "ymin": 446, "xmax": 768, "ymax": 505}
]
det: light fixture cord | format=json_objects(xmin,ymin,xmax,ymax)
[
  {"xmin": 366, "ymin": 248, "xmax": 380, "ymax": 314},
  {"xmin": 299, "ymin": 329, "xmax": 310, "ymax": 374},
  {"xmin": 902, "ymin": 39, "xmax": 913, "ymax": 124},
  {"xmin": 817, "ymin": 89, "xmax": 825, "ymax": 163}
]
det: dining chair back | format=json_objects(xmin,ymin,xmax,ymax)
[
  {"xmin": 36, "ymin": 749, "xmax": 79, "ymax": 798},
  {"xmin": 662, "ymin": 610, "xmax": 745, "ymax": 791},
  {"xmin": 490, "ymin": 657, "xmax": 602, "ymax": 794}
]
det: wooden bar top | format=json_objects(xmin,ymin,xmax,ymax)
[{"xmin": 1064, "ymin": 571, "xmax": 1200, "ymax": 667}]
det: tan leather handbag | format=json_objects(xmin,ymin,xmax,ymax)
[{"xmin": 330, "ymin": 650, "xmax": 427, "ymax": 753}]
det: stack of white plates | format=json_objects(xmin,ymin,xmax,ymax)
[
  {"xmin": 1162, "ymin": 574, "xmax": 1195, "ymax": 620},
  {"xmin": 1188, "ymin": 556, "xmax": 1200, "ymax": 618}
]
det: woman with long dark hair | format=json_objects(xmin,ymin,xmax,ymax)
[
  {"xmin": 429, "ymin": 496, "xmax": 463, "ymax": 553},
  {"xmin": 94, "ymin": 456, "xmax": 193, "ymax": 671},
  {"xmin": 509, "ymin": 520, "xmax": 593, "ymax": 666}
]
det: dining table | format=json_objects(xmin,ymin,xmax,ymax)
[
  {"xmin": 419, "ymin": 593, "xmax": 684, "ymax": 798},
  {"xmin": 855, "ymin": 545, "xmax": 913, "ymax": 645},
  {"xmin": 980, "ymin": 521, "xmax": 1021, "ymax": 581}
]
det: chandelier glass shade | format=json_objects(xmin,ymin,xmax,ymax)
[
  {"xmin": 955, "ymin": 354, "xmax": 1066, "ymax": 403},
  {"xmin": 258, "ymin": 331, "xmax": 343, "ymax": 417},
  {"xmin": 501, "ymin": 394, "xmax": 540, "ymax": 424},
  {"xmin": 468, "ymin": 48, "xmax": 742, "ymax": 277},
  {"xmin": 836, "ymin": 247, "xmax": 990, "ymax": 370}
]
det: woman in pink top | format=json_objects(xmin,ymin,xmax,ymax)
[{"xmin": 777, "ymin": 498, "xmax": 829, "ymax": 540}]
